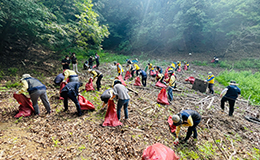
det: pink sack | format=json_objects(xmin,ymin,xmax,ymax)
[
  {"xmin": 185, "ymin": 76, "xmax": 195, "ymax": 84},
  {"xmin": 117, "ymin": 75, "xmax": 126, "ymax": 86},
  {"xmin": 142, "ymin": 143, "xmax": 179, "ymax": 160},
  {"xmin": 124, "ymin": 71, "xmax": 132, "ymax": 80},
  {"xmin": 157, "ymin": 88, "xmax": 169, "ymax": 105},
  {"xmin": 13, "ymin": 93, "xmax": 34, "ymax": 118},
  {"xmin": 78, "ymin": 95, "xmax": 95, "ymax": 110},
  {"xmin": 85, "ymin": 78, "xmax": 95, "ymax": 91},
  {"xmin": 102, "ymin": 100, "xmax": 123, "ymax": 127},
  {"xmin": 134, "ymin": 77, "xmax": 142, "ymax": 86},
  {"xmin": 168, "ymin": 116, "xmax": 177, "ymax": 133},
  {"xmin": 59, "ymin": 82, "xmax": 66, "ymax": 100},
  {"xmin": 184, "ymin": 64, "xmax": 187, "ymax": 71},
  {"xmin": 155, "ymin": 81, "xmax": 167, "ymax": 88}
]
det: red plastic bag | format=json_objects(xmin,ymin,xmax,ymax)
[
  {"xmin": 142, "ymin": 143, "xmax": 179, "ymax": 160},
  {"xmin": 168, "ymin": 116, "xmax": 177, "ymax": 133},
  {"xmin": 134, "ymin": 77, "xmax": 142, "ymax": 86},
  {"xmin": 78, "ymin": 95, "xmax": 95, "ymax": 110},
  {"xmin": 184, "ymin": 64, "xmax": 187, "ymax": 71},
  {"xmin": 85, "ymin": 78, "xmax": 95, "ymax": 91},
  {"xmin": 124, "ymin": 71, "xmax": 132, "ymax": 80},
  {"xmin": 92, "ymin": 65, "xmax": 97, "ymax": 68},
  {"xmin": 185, "ymin": 76, "xmax": 195, "ymax": 84},
  {"xmin": 102, "ymin": 100, "xmax": 123, "ymax": 127},
  {"xmin": 116, "ymin": 75, "xmax": 126, "ymax": 86},
  {"xmin": 155, "ymin": 81, "xmax": 167, "ymax": 88},
  {"xmin": 13, "ymin": 93, "xmax": 34, "ymax": 118},
  {"xmin": 211, "ymin": 59, "xmax": 215, "ymax": 63},
  {"xmin": 150, "ymin": 70, "xmax": 156, "ymax": 76},
  {"xmin": 157, "ymin": 88, "xmax": 169, "ymax": 105},
  {"xmin": 59, "ymin": 82, "xmax": 67, "ymax": 100},
  {"xmin": 177, "ymin": 67, "xmax": 181, "ymax": 72}
]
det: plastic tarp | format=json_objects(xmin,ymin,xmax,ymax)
[
  {"xmin": 155, "ymin": 81, "xmax": 167, "ymax": 88},
  {"xmin": 13, "ymin": 93, "xmax": 34, "ymax": 118},
  {"xmin": 185, "ymin": 76, "xmax": 195, "ymax": 84},
  {"xmin": 184, "ymin": 65, "xmax": 187, "ymax": 71},
  {"xmin": 124, "ymin": 71, "xmax": 132, "ymax": 80},
  {"xmin": 78, "ymin": 95, "xmax": 95, "ymax": 110},
  {"xmin": 59, "ymin": 82, "xmax": 67, "ymax": 100},
  {"xmin": 116, "ymin": 75, "xmax": 126, "ymax": 86},
  {"xmin": 85, "ymin": 78, "xmax": 95, "ymax": 91},
  {"xmin": 142, "ymin": 143, "xmax": 179, "ymax": 160},
  {"xmin": 102, "ymin": 100, "xmax": 123, "ymax": 127},
  {"xmin": 157, "ymin": 88, "xmax": 169, "ymax": 105},
  {"xmin": 168, "ymin": 115, "xmax": 177, "ymax": 133},
  {"xmin": 134, "ymin": 77, "xmax": 142, "ymax": 86}
]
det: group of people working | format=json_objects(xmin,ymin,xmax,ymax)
[{"xmin": 16, "ymin": 56, "xmax": 241, "ymax": 144}]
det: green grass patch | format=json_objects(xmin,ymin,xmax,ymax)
[
  {"xmin": 216, "ymin": 70, "xmax": 260, "ymax": 105},
  {"xmin": 6, "ymin": 80, "xmax": 21, "ymax": 88}
]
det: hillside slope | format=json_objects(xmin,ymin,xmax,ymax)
[{"xmin": 0, "ymin": 62, "xmax": 259, "ymax": 159}]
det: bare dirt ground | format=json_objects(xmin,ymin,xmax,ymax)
[{"xmin": 0, "ymin": 60, "xmax": 259, "ymax": 159}]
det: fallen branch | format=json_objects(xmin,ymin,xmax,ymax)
[{"xmin": 206, "ymin": 97, "xmax": 215, "ymax": 109}]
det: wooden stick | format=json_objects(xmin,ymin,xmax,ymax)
[
  {"xmin": 206, "ymin": 119, "xmax": 228, "ymax": 160},
  {"xmin": 228, "ymin": 139, "xmax": 236, "ymax": 160},
  {"xmin": 127, "ymin": 87, "xmax": 138, "ymax": 95}
]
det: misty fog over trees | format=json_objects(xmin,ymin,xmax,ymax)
[{"xmin": 1, "ymin": 0, "xmax": 260, "ymax": 54}]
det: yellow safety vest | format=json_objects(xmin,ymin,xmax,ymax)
[{"xmin": 207, "ymin": 75, "xmax": 215, "ymax": 84}]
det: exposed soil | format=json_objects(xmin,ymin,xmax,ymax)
[{"xmin": 0, "ymin": 60, "xmax": 259, "ymax": 159}]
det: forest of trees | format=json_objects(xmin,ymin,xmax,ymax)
[{"xmin": 1, "ymin": 0, "xmax": 260, "ymax": 54}]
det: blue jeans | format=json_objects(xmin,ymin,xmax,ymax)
[
  {"xmin": 117, "ymin": 99, "xmax": 129, "ymax": 120},
  {"xmin": 167, "ymin": 87, "xmax": 174, "ymax": 101},
  {"xmin": 61, "ymin": 91, "xmax": 82, "ymax": 116}
]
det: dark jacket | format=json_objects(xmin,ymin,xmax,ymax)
[
  {"xmin": 61, "ymin": 82, "xmax": 81, "ymax": 97},
  {"xmin": 224, "ymin": 85, "xmax": 241, "ymax": 100},
  {"xmin": 89, "ymin": 58, "xmax": 94, "ymax": 66},
  {"xmin": 62, "ymin": 59, "xmax": 70, "ymax": 69},
  {"xmin": 24, "ymin": 77, "xmax": 46, "ymax": 94},
  {"xmin": 139, "ymin": 70, "xmax": 147, "ymax": 78},
  {"xmin": 181, "ymin": 109, "xmax": 201, "ymax": 122}
]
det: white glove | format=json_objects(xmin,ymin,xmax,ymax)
[
  {"xmin": 16, "ymin": 91, "xmax": 20, "ymax": 94},
  {"xmin": 173, "ymin": 138, "xmax": 179, "ymax": 145}
]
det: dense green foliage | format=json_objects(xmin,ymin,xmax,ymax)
[
  {"xmin": 216, "ymin": 70, "xmax": 260, "ymax": 105},
  {"xmin": 0, "ymin": 0, "xmax": 109, "ymax": 54},
  {"xmin": 94, "ymin": 0, "xmax": 260, "ymax": 53}
]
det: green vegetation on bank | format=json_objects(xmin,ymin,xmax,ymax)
[
  {"xmin": 194, "ymin": 59, "xmax": 260, "ymax": 71},
  {"xmin": 216, "ymin": 70, "xmax": 260, "ymax": 105}
]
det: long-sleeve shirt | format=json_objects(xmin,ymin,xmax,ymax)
[
  {"xmin": 176, "ymin": 116, "xmax": 193, "ymax": 137},
  {"xmin": 61, "ymin": 82, "xmax": 81, "ymax": 97},
  {"xmin": 63, "ymin": 70, "xmax": 77, "ymax": 82},
  {"xmin": 18, "ymin": 80, "xmax": 29, "ymax": 94},
  {"xmin": 113, "ymin": 84, "xmax": 130, "ymax": 100},
  {"xmin": 175, "ymin": 109, "xmax": 201, "ymax": 138},
  {"xmin": 221, "ymin": 85, "xmax": 241, "ymax": 100},
  {"xmin": 89, "ymin": 69, "xmax": 102, "ymax": 80}
]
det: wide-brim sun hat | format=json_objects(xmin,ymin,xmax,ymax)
[
  {"xmin": 21, "ymin": 74, "xmax": 31, "ymax": 81},
  {"xmin": 229, "ymin": 80, "xmax": 238, "ymax": 85}
]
